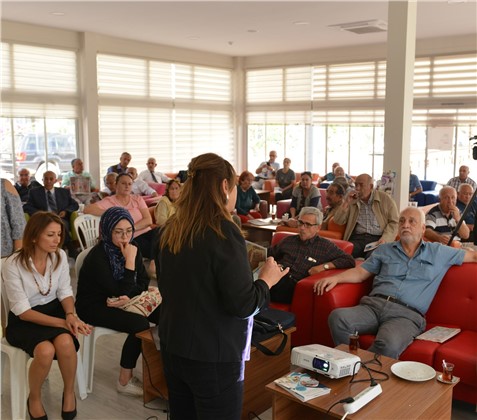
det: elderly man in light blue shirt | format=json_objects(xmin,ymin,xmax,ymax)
[{"xmin": 314, "ymin": 206, "xmax": 477, "ymax": 358}]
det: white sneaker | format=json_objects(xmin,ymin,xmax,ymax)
[{"xmin": 117, "ymin": 376, "xmax": 143, "ymax": 397}]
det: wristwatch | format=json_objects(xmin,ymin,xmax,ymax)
[{"xmin": 323, "ymin": 263, "xmax": 330, "ymax": 271}]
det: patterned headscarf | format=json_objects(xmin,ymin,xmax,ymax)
[{"xmin": 100, "ymin": 207, "xmax": 135, "ymax": 282}]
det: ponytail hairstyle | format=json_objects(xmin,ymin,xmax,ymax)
[{"xmin": 160, "ymin": 153, "xmax": 237, "ymax": 254}]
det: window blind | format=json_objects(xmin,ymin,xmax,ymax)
[
  {"xmin": 97, "ymin": 54, "xmax": 234, "ymax": 174},
  {"xmin": 246, "ymin": 53, "xmax": 476, "ymax": 126},
  {"xmin": 1, "ymin": 42, "xmax": 78, "ymax": 118}
]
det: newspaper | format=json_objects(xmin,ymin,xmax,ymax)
[{"xmin": 416, "ymin": 326, "xmax": 461, "ymax": 343}]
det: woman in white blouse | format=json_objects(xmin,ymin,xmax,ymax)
[{"xmin": 2, "ymin": 211, "xmax": 91, "ymax": 420}]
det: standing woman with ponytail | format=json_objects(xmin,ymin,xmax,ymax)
[{"xmin": 157, "ymin": 153, "xmax": 288, "ymax": 420}]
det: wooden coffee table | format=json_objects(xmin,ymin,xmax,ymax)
[
  {"xmin": 243, "ymin": 221, "xmax": 278, "ymax": 246},
  {"xmin": 266, "ymin": 344, "xmax": 457, "ymax": 419},
  {"xmin": 137, "ymin": 327, "xmax": 296, "ymax": 419}
]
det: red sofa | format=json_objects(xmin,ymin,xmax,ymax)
[
  {"xmin": 268, "ymin": 231, "xmax": 354, "ymax": 348},
  {"xmin": 312, "ymin": 262, "xmax": 477, "ymax": 405}
]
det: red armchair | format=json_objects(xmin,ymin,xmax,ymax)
[
  {"xmin": 268, "ymin": 231, "xmax": 354, "ymax": 347},
  {"xmin": 312, "ymin": 263, "xmax": 477, "ymax": 405}
]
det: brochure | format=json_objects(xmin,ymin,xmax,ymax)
[
  {"xmin": 245, "ymin": 241, "xmax": 267, "ymax": 281},
  {"xmin": 247, "ymin": 218, "xmax": 272, "ymax": 226},
  {"xmin": 274, "ymin": 372, "xmax": 331, "ymax": 402},
  {"xmin": 364, "ymin": 241, "xmax": 380, "ymax": 252},
  {"xmin": 416, "ymin": 326, "xmax": 461, "ymax": 343}
]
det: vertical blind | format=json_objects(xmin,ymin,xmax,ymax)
[{"xmin": 97, "ymin": 54, "xmax": 234, "ymax": 175}]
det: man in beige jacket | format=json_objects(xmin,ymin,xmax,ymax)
[{"xmin": 333, "ymin": 173, "xmax": 399, "ymax": 258}]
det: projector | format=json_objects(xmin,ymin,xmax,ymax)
[{"xmin": 291, "ymin": 344, "xmax": 361, "ymax": 379}]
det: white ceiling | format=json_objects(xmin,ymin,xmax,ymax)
[{"xmin": 1, "ymin": 1, "xmax": 476, "ymax": 56}]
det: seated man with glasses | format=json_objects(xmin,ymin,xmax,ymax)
[
  {"xmin": 268, "ymin": 207, "xmax": 355, "ymax": 303},
  {"xmin": 314, "ymin": 206, "xmax": 477, "ymax": 359}
]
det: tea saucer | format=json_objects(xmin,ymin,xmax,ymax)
[{"xmin": 436, "ymin": 374, "xmax": 459, "ymax": 385}]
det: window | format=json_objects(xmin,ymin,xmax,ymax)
[
  {"xmin": 97, "ymin": 54, "xmax": 233, "ymax": 177},
  {"xmin": 1, "ymin": 42, "xmax": 78, "ymax": 181},
  {"xmin": 246, "ymin": 53, "xmax": 477, "ymax": 181}
]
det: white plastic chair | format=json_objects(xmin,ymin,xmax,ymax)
[
  {"xmin": 1, "ymin": 260, "xmax": 87, "ymax": 420},
  {"xmin": 73, "ymin": 214, "xmax": 101, "ymax": 251},
  {"xmin": 75, "ymin": 248, "xmax": 122, "ymax": 393}
]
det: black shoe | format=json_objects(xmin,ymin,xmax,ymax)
[
  {"xmin": 61, "ymin": 393, "xmax": 77, "ymax": 420},
  {"xmin": 27, "ymin": 397, "xmax": 48, "ymax": 420}
]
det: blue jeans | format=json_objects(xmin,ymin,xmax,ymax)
[
  {"xmin": 161, "ymin": 349, "xmax": 244, "ymax": 420},
  {"xmin": 328, "ymin": 295, "xmax": 426, "ymax": 359}
]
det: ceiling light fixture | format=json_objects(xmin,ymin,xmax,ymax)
[
  {"xmin": 51, "ymin": 11, "xmax": 65, "ymax": 16},
  {"xmin": 328, "ymin": 19, "xmax": 388, "ymax": 34},
  {"xmin": 293, "ymin": 21, "xmax": 310, "ymax": 26},
  {"xmin": 247, "ymin": 29, "xmax": 258, "ymax": 33}
]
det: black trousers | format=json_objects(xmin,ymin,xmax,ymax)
[
  {"xmin": 135, "ymin": 227, "xmax": 159, "ymax": 259},
  {"xmin": 161, "ymin": 348, "xmax": 244, "ymax": 420},
  {"xmin": 269, "ymin": 274, "xmax": 297, "ymax": 304},
  {"xmin": 349, "ymin": 232, "xmax": 382, "ymax": 259},
  {"xmin": 78, "ymin": 304, "xmax": 159, "ymax": 369}
]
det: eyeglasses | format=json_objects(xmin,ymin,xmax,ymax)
[
  {"xmin": 297, "ymin": 220, "xmax": 318, "ymax": 228},
  {"xmin": 113, "ymin": 228, "xmax": 134, "ymax": 237}
]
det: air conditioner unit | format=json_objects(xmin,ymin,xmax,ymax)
[{"xmin": 329, "ymin": 20, "xmax": 388, "ymax": 35}]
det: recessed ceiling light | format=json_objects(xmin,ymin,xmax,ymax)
[
  {"xmin": 51, "ymin": 12, "xmax": 65, "ymax": 16},
  {"xmin": 247, "ymin": 29, "xmax": 258, "ymax": 33},
  {"xmin": 293, "ymin": 21, "xmax": 310, "ymax": 26}
]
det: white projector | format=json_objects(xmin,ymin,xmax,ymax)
[{"xmin": 291, "ymin": 344, "xmax": 361, "ymax": 379}]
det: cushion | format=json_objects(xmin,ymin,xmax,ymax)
[
  {"xmin": 147, "ymin": 182, "xmax": 166, "ymax": 195},
  {"xmin": 421, "ymin": 180, "xmax": 437, "ymax": 191},
  {"xmin": 435, "ymin": 331, "xmax": 477, "ymax": 387}
]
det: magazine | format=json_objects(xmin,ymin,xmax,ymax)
[
  {"xmin": 247, "ymin": 218, "xmax": 272, "ymax": 226},
  {"xmin": 274, "ymin": 372, "xmax": 331, "ymax": 402},
  {"xmin": 70, "ymin": 176, "xmax": 91, "ymax": 194},
  {"xmin": 416, "ymin": 326, "xmax": 461, "ymax": 343}
]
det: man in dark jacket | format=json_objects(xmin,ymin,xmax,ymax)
[{"xmin": 24, "ymin": 170, "xmax": 79, "ymax": 247}]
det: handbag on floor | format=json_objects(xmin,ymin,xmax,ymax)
[{"xmin": 252, "ymin": 308, "xmax": 295, "ymax": 356}]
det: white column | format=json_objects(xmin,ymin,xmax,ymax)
[
  {"xmin": 383, "ymin": 1, "xmax": 417, "ymax": 211},
  {"xmin": 79, "ymin": 32, "xmax": 101, "ymax": 187}
]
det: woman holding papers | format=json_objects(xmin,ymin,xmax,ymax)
[{"xmin": 157, "ymin": 153, "xmax": 288, "ymax": 419}]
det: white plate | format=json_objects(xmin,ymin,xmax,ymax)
[{"xmin": 391, "ymin": 361, "xmax": 436, "ymax": 382}]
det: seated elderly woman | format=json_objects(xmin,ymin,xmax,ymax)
[
  {"xmin": 284, "ymin": 171, "xmax": 321, "ymax": 228},
  {"xmin": 154, "ymin": 179, "xmax": 181, "ymax": 227},
  {"xmin": 84, "ymin": 173, "xmax": 156, "ymax": 262},
  {"xmin": 76, "ymin": 207, "xmax": 160, "ymax": 397},
  {"xmin": 2, "ymin": 211, "xmax": 91, "ymax": 420},
  {"xmin": 235, "ymin": 170, "xmax": 262, "ymax": 224}
]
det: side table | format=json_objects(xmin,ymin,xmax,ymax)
[{"xmin": 266, "ymin": 344, "xmax": 457, "ymax": 419}]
